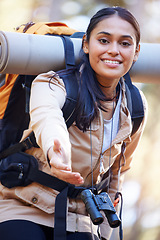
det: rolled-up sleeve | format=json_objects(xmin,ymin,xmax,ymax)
[{"xmin": 30, "ymin": 70, "xmax": 71, "ymax": 163}]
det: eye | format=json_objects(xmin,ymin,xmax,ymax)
[
  {"xmin": 98, "ymin": 38, "xmax": 109, "ymax": 44},
  {"xmin": 120, "ymin": 41, "xmax": 131, "ymax": 47}
]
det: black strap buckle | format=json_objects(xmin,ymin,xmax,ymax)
[{"xmin": 22, "ymin": 136, "xmax": 34, "ymax": 150}]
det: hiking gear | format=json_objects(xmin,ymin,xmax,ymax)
[
  {"xmin": 81, "ymin": 189, "xmax": 121, "ymax": 228},
  {"xmin": 0, "ymin": 22, "xmax": 82, "ymax": 75},
  {"xmin": 0, "ymin": 22, "xmax": 82, "ymax": 153},
  {"xmin": 0, "ymin": 21, "xmax": 144, "ymax": 153},
  {"xmin": 0, "ymin": 70, "xmax": 144, "ymax": 157},
  {"xmin": 0, "ymin": 70, "xmax": 143, "ymax": 240},
  {"xmin": 0, "ymin": 21, "xmax": 144, "ymax": 240}
]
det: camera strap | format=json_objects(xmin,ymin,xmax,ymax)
[
  {"xmin": 115, "ymin": 192, "xmax": 123, "ymax": 240},
  {"xmin": 111, "ymin": 142, "xmax": 126, "ymax": 240},
  {"xmin": 93, "ymin": 94, "xmax": 124, "ymax": 240}
]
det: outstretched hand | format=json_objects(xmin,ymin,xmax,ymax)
[{"xmin": 48, "ymin": 139, "xmax": 84, "ymax": 185}]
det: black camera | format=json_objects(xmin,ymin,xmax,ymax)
[{"xmin": 81, "ymin": 189, "xmax": 121, "ymax": 228}]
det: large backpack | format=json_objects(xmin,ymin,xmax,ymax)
[
  {"xmin": 0, "ymin": 21, "xmax": 144, "ymax": 153},
  {"xmin": 0, "ymin": 22, "xmax": 83, "ymax": 153},
  {"xmin": 0, "ymin": 21, "xmax": 144, "ymax": 240}
]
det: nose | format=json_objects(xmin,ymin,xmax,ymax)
[{"xmin": 107, "ymin": 42, "xmax": 119, "ymax": 56}]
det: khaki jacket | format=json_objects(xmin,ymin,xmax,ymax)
[{"xmin": 0, "ymin": 71, "xmax": 147, "ymax": 239}]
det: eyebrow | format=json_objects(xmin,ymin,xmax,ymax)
[{"xmin": 97, "ymin": 31, "xmax": 133, "ymax": 40}]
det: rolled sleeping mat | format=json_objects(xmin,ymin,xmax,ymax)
[
  {"xmin": 0, "ymin": 31, "xmax": 160, "ymax": 83},
  {"xmin": 0, "ymin": 31, "xmax": 82, "ymax": 75},
  {"xmin": 131, "ymin": 43, "xmax": 160, "ymax": 83}
]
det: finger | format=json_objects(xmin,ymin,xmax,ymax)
[
  {"xmin": 61, "ymin": 173, "xmax": 84, "ymax": 185},
  {"xmin": 50, "ymin": 159, "xmax": 71, "ymax": 171},
  {"xmin": 62, "ymin": 171, "xmax": 84, "ymax": 184},
  {"xmin": 51, "ymin": 168, "xmax": 84, "ymax": 185},
  {"xmin": 53, "ymin": 139, "xmax": 61, "ymax": 153},
  {"xmin": 50, "ymin": 140, "xmax": 71, "ymax": 171}
]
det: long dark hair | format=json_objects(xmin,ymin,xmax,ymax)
[{"xmin": 60, "ymin": 7, "xmax": 140, "ymax": 131}]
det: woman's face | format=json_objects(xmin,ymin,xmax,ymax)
[{"xmin": 83, "ymin": 15, "xmax": 140, "ymax": 87}]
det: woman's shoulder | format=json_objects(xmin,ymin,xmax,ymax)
[{"xmin": 32, "ymin": 70, "xmax": 66, "ymax": 93}]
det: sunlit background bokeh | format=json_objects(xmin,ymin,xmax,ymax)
[{"xmin": 0, "ymin": 0, "xmax": 160, "ymax": 239}]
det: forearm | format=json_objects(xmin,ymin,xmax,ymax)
[{"xmin": 30, "ymin": 71, "xmax": 71, "ymax": 160}]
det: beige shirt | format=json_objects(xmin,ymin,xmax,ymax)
[{"xmin": 0, "ymin": 71, "xmax": 147, "ymax": 239}]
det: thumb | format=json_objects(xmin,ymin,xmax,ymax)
[{"xmin": 53, "ymin": 139, "xmax": 61, "ymax": 153}]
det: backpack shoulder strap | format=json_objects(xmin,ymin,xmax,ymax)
[
  {"xmin": 124, "ymin": 72, "xmax": 144, "ymax": 135},
  {"xmin": 60, "ymin": 36, "xmax": 75, "ymax": 69},
  {"xmin": 60, "ymin": 70, "xmax": 79, "ymax": 128}
]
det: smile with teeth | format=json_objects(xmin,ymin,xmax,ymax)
[{"xmin": 103, "ymin": 59, "xmax": 121, "ymax": 64}]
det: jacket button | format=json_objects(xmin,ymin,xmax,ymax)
[{"xmin": 31, "ymin": 197, "xmax": 38, "ymax": 204}]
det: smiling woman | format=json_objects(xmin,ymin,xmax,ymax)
[
  {"xmin": 82, "ymin": 9, "xmax": 140, "ymax": 99},
  {"xmin": 0, "ymin": 6, "xmax": 147, "ymax": 240}
]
